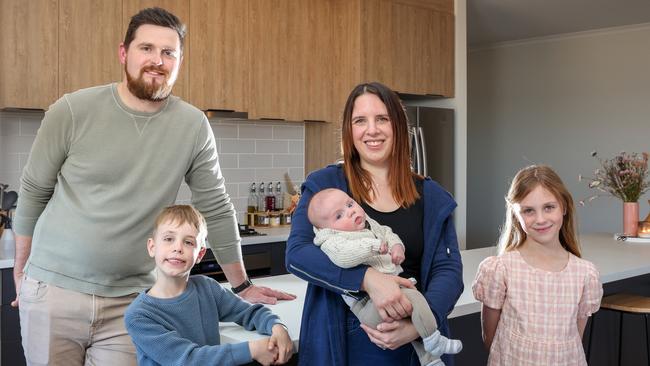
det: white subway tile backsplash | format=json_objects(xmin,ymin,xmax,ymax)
[
  {"xmin": 211, "ymin": 123, "xmax": 239, "ymax": 138},
  {"xmin": 217, "ymin": 154, "xmax": 238, "ymax": 169},
  {"xmin": 3, "ymin": 136, "xmax": 36, "ymax": 154},
  {"xmin": 239, "ymin": 182, "xmax": 254, "ymax": 196},
  {"xmin": 3, "ymin": 154, "xmax": 20, "ymax": 171},
  {"xmin": 1, "ymin": 111, "xmax": 305, "ymax": 225},
  {"xmin": 221, "ymin": 168, "xmax": 257, "ymax": 183},
  {"xmin": 239, "ymin": 154, "xmax": 273, "ymax": 168},
  {"xmin": 0, "ymin": 118, "xmax": 20, "ymax": 136},
  {"xmin": 256, "ymin": 140, "xmax": 288, "ymax": 154},
  {"xmin": 273, "ymin": 125, "xmax": 303, "ymax": 139},
  {"xmin": 255, "ymin": 168, "xmax": 289, "ymax": 182},
  {"xmin": 220, "ymin": 139, "xmax": 256, "ymax": 153},
  {"xmin": 289, "ymin": 140, "xmax": 304, "ymax": 154},
  {"xmin": 239, "ymin": 124, "xmax": 273, "ymax": 139},
  {"xmin": 20, "ymin": 118, "xmax": 42, "ymax": 136},
  {"xmin": 273, "ymin": 154, "xmax": 303, "ymax": 168}
]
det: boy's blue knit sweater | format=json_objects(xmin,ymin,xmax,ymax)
[{"xmin": 125, "ymin": 275, "xmax": 282, "ymax": 366}]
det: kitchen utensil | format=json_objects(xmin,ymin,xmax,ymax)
[
  {"xmin": 0, "ymin": 183, "xmax": 7, "ymax": 212},
  {"xmin": 2, "ymin": 191, "xmax": 18, "ymax": 211}
]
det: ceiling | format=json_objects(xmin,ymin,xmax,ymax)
[{"xmin": 467, "ymin": 0, "xmax": 650, "ymax": 48}]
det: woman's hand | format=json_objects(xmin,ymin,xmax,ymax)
[
  {"xmin": 360, "ymin": 319, "xmax": 419, "ymax": 350},
  {"xmin": 362, "ymin": 268, "xmax": 415, "ymax": 322}
]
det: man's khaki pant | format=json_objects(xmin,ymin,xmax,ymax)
[{"xmin": 19, "ymin": 276, "xmax": 138, "ymax": 366}]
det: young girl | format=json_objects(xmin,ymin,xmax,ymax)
[{"xmin": 472, "ymin": 165, "xmax": 603, "ymax": 365}]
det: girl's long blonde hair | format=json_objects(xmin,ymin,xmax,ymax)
[{"xmin": 497, "ymin": 165, "xmax": 581, "ymax": 257}]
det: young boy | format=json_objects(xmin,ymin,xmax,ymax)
[
  {"xmin": 125, "ymin": 205, "xmax": 292, "ymax": 366},
  {"xmin": 307, "ymin": 188, "xmax": 462, "ymax": 366}
]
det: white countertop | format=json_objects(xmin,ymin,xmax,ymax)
[
  {"xmin": 241, "ymin": 227, "xmax": 291, "ymax": 246},
  {"xmin": 219, "ymin": 274, "xmax": 306, "ymax": 350},
  {"xmin": 451, "ymin": 233, "xmax": 650, "ymax": 317},
  {"xmin": 220, "ymin": 233, "xmax": 650, "ymax": 345},
  {"xmin": 0, "ymin": 227, "xmax": 292, "ymax": 270}
]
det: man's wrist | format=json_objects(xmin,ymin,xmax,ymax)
[{"xmin": 231, "ymin": 278, "xmax": 253, "ymax": 294}]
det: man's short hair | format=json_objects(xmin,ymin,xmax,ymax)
[{"xmin": 124, "ymin": 7, "xmax": 186, "ymax": 52}]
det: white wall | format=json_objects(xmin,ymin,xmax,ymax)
[
  {"xmin": 404, "ymin": 0, "xmax": 467, "ymax": 248},
  {"xmin": 467, "ymin": 23, "xmax": 650, "ymax": 249}
]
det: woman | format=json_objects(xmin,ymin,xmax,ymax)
[{"xmin": 286, "ymin": 82, "xmax": 463, "ymax": 365}]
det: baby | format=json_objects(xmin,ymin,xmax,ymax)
[{"xmin": 307, "ymin": 188, "xmax": 462, "ymax": 366}]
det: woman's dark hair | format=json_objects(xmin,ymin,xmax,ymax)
[
  {"xmin": 123, "ymin": 7, "xmax": 186, "ymax": 51},
  {"xmin": 341, "ymin": 82, "xmax": 420, "ymax": 207}
]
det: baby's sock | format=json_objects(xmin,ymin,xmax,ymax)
[
  {"xmin": 423, "ymin": 330, "xmax": 463, "ymax": 357},
  {"xmin": 425, "ymin": 360, "xmax": 445, "ymax": 366}
]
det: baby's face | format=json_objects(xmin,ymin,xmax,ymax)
[{"xmin": 317, "ymin": 190, "xmax": 367, "ymax": 231}]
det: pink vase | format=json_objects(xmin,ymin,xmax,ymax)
[{"xmin": 623, "ymin": 202, "xmax": 639, "ymax": 236}]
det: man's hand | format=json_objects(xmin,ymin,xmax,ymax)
[
  {"xmin": 11, "ymin": 268, "xmax": 23, "ymax": 308},
  {"xmin": 239, "ymin": 285, "xmax": 296, "ymax": 305},
  {"xmin": 390, "ymin": 244, "xmax": 405, "ymax": 265},
  {"xmin": 268, "ymin": 324, "xmax": 293, "ymax": 364}
]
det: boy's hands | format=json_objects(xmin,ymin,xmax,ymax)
[
  {"xmin": 269, "ymin": 324, "xmax": 293, "ymax": 364},
  {"xmin": 249, "ymin": 338, "xmax": 277, "ymax": 366},
  {"xmin": 379, "ymin": 242, "xmax": 388, "ymax": 254},
  {"xmin": 390, "ymin": 244, "xmax": 405, "ymax": 265},
  {"xmin": 249, "ymin": 325, "xmax": 293, "ymax": 366}
]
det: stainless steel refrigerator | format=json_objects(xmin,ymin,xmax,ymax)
[{"xmin": 405, "ymin": 106, "xmax": 455, "ymax": 195}]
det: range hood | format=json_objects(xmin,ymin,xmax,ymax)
[{"xmin": 204, "ymin": 109, "xmax": 248, "ymax": 120}]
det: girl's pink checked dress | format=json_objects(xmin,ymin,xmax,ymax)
[{"xmin": 473, "ymin": 250, "xmax": 602, "ymax": 366}]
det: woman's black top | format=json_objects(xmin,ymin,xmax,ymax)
[{"xmin": 361, "ymin": 179, "xmax": 425, "ymax": 288}]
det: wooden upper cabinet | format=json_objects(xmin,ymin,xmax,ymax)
[
  {"xmin": 361, "ymin": 0, "xmax": 454, "ymax": 96},
  {"xmin": 0, "ymin": 0, "xmax": 58, "ymax": 109},
  {"xmin": 58, "ymin": 0, "xmax": 123, "ymax": 95},
  {"xmin": 189, "ymin": 0, "xmax": 247, "ymax": 112},
  {"xmin": 122, "ymin": 0, "xmax": 190, "ymax": 101},
  {"xmin": 248, "ymin": 0, "xmax": 334, "ymax": 122}
]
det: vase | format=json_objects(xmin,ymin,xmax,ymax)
[{"xmin": 623, "ymin": 202, "xmax": 639, "ymax": 236}]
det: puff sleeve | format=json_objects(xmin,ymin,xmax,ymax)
[
  {"xmin": 472, "ymin": 256, "xmax": 507, "ymax": 310},
  {"xmin": 578, "ymin": 263, "xmax": 603, "ymax": 318}
]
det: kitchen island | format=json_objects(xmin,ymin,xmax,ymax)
[
  {"xmin": 2, "ymin": 232, "xmax": 649, "ymax": 364},
  {"xmin": 219, "ymin": 233, "xmax": 650, "ymax": 365}
]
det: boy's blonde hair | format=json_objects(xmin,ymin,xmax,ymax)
[
  {"xmin": 497, "ymin": 165, "xmax": 581, "ymax": 257},
  {"xmin": 153, "ymin": 205, "xmax": 208, "ymax": 247}
]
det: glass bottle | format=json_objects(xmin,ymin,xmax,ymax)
[
  {"xmin": 247, "ymin": 183, "xmax": 258, "ymax": 213},
  {"xmin": 258, "ymin": 182, "xmax": 267, "ymax": 212},
  {"xmin": 266, "ymin": 183, "xmax": 276, "ymax": 211},
  {"xmin": 275, "ymin": 182, "xmax": 283, "ymax": 211}
]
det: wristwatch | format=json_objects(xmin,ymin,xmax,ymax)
[{"xmin": 232, "ymin": 278, "xmax": 253, "ymax": 294}]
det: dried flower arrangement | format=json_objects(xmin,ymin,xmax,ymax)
[{"xmin": 579, "ymin": 151, "xmax": 650, "ymax": 205}]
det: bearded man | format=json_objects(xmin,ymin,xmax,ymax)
[{"xmin": 12, "ymin": 7, "xmax": 293, "ymax": 366}]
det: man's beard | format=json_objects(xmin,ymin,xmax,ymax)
[{"xmin": 125, "ymin": 64, "xmax": 174, "ymax": 102}]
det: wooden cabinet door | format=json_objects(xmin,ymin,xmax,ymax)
[
  {"xmin": 361, "ymin": 0, "xmax": 454, "ymax": 96},
  {"xmin": 0, "ymin": 0, "xmax": 58, "ymax": 109},
  {"xmin": 122, "ymin": 0, "xmax": 190, "ymax": 101},
  {"xmin": 248, "ymin": 0, "xmax": 334, "ymax": 122},
  {"xmin": 189, "ymin": 0, "xmax": 247, "ymax": 112},
  {"xmin": 59, "ymin": 0, "xmax": 123, "ymax": 95}
]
